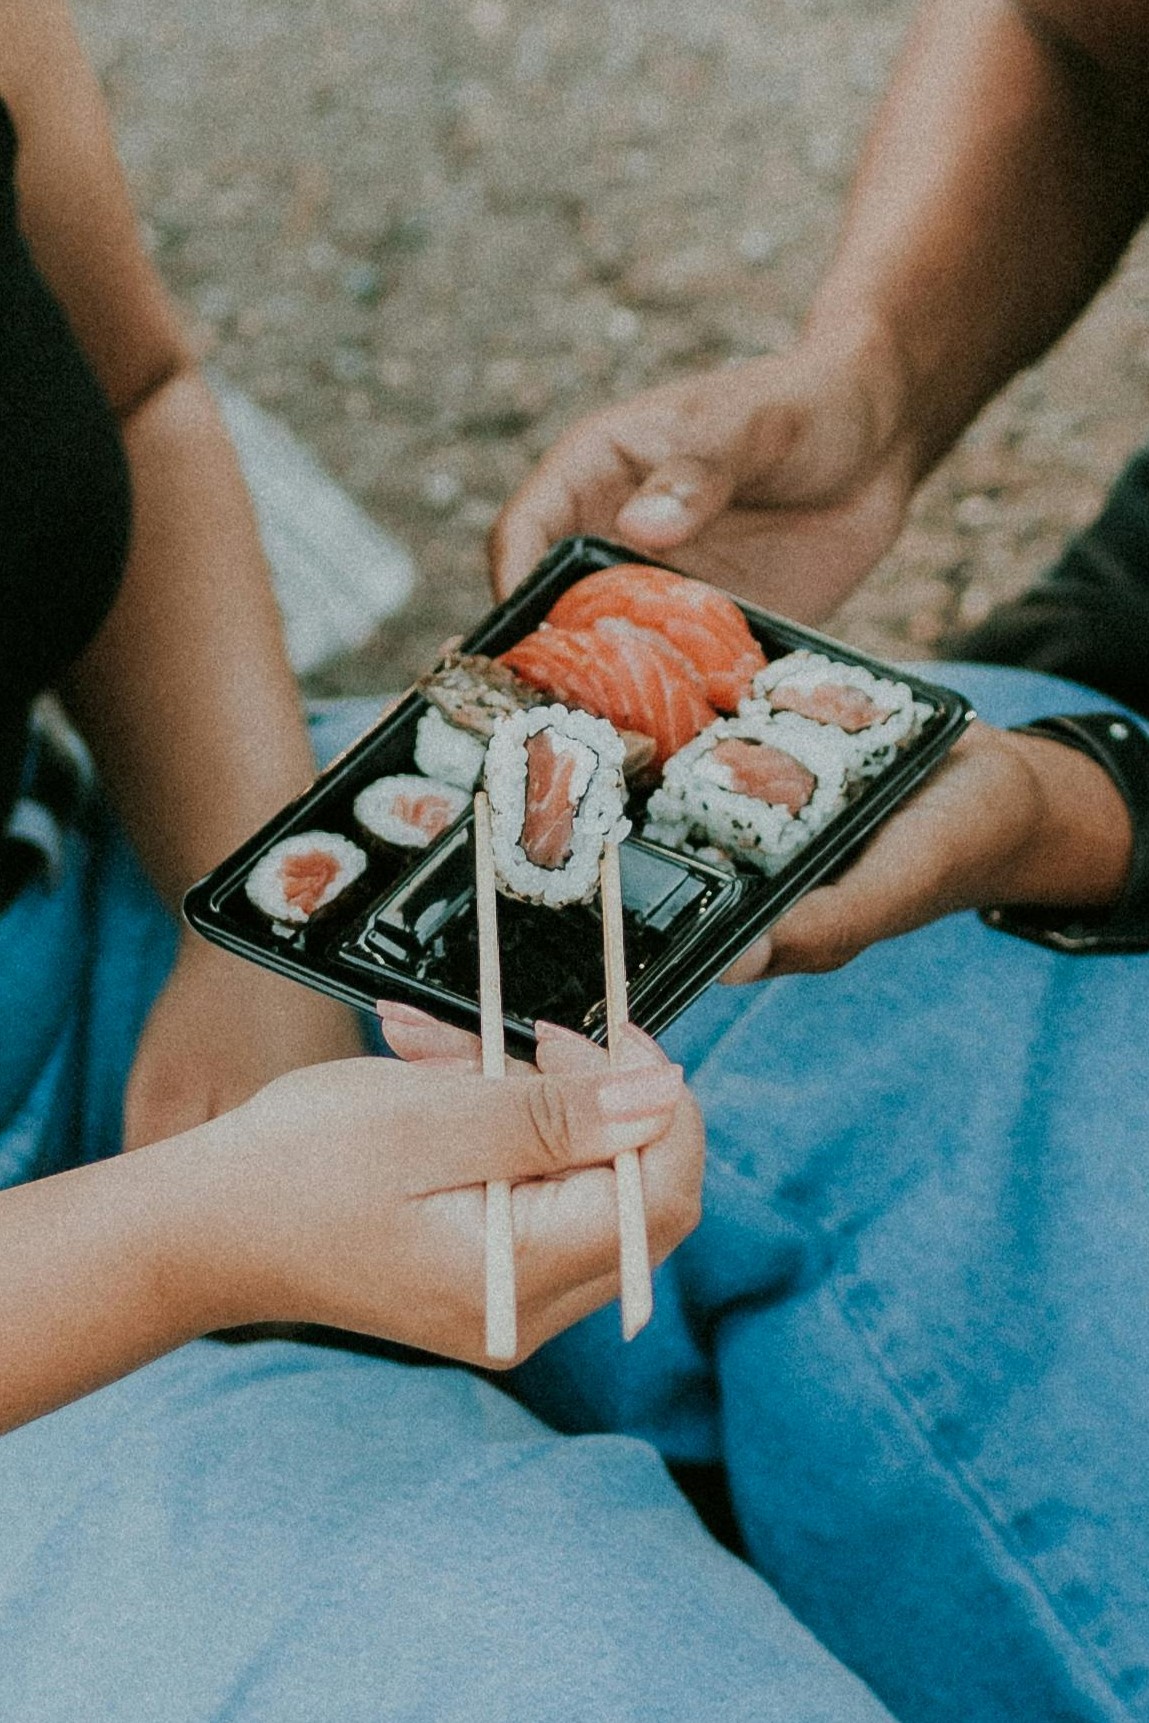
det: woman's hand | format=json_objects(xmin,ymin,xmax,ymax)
[
  {"xmin": 721, "ymin": 722, "xmax": 1135, "ymax": 982},
  {"xmin": 158, "ymin": 1021, "xmax": 702, "ymax": 1368},
  {"xmin": 123, "ymin": 936, "xmax": 365, "ymax": 1151},
  {"xmin": 489, "ymin": 336, "xmax": 915, "ymax": 622}
]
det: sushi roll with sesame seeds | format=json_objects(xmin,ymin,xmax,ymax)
[
  {"xmin": 483, "ymin": 704, "xmax": 630, "ymax": 908},
  {"xmin": 244, "ymin": 830, "xmax": 367, "ymax": 927},
  {"xmin": 643, "ymin": 711, "xmax": 849, "ymax": 876},
  {"xmin": 744, "ymin": 651, "xmax": 931, "ymax": 782},
  {"xmin": 353, "ymin": 774, "xmax": 469, "ymax": 849}
]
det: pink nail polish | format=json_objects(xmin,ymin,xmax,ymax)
[
  {"xmin": 535, "ymin": 1020, "xmax": 589, "ymax": 1044},
  {"xmin": 600, "ymin": 1064, "xmax": 683, "ymax": 1117},
  {"xmin": 376, "ymin": 1000, "xmax": 441, "ymax": 1027}
]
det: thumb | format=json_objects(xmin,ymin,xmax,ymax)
[
  {"xmin": 421, "ymin": 1062, "xmax": 685, "ymax": 1189},
  {"xmin": 614, "ymin": 457, "xmax": 736, "ymax": 551}
]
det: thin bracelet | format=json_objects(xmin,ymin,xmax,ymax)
[{"xmin": 980, "ymin": 712, "xmax": 1149, "ymax": 955}]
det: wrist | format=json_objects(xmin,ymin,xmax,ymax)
[
  {"xmin": 136, "ymin": 1112, "xmax": 273, "ymax": 1336},
  {"xmin": 793, "ymin": 303, "xmax": 920, "ymax": 485},
  {"xmin": 990, "ymin": 730, "xmax": 1134, "ymax": 910}
]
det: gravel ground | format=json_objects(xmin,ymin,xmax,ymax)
[{"xmin": 77, "ymin": 0, "xmax": 1149, "ymax": 695}]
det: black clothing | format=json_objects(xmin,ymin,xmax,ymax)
[
  {"xmin": 0, "ymin": 96, "xmax": 132, "ymax": 829},
  {"xmin": 940, "ymin": 446, "xmax": 1149, "ymax": 721}
]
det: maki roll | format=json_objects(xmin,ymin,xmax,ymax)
[
  {"xmin": 745, "ymin": 651, "xmax": 930, "ymax": 781},
  {"xmin": 483, "ymin": 704, "xmax": 630, "ymax": 907},
  {"xmin": 353, "ymin": 773, "xmax": 469, "ymax": 849},
  {"xmin": 643, "ymin": 712, "xmax": 849, "ymax": 876},
  {"xmin": 245, "ymin": 830, "xmax": 367, "ymax": 925},
  {"xmin": 414, "ymin": 653, "xmax": 538, "ymax": 790}
]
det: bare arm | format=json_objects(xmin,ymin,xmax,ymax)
[
  {"xmin": 0, "ymin": 1040, "xmax": 700, "ymax": 1433},
  {"xmin": 807, "ymin": 0, "xmax": 1149, "ymax": 482},
  {"xmin": 491, "ymin": 0, "xmax": 1149, "ymax": 614},
  {"xmin": 3, "ymin": 0, "xmax": 315, "ymax": 903}
]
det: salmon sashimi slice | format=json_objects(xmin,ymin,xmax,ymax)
[
  {"xmin": 711, "ymin": 739, "xmax": 816, "ymax": 814},
  {"xmin": 390, "ymin": 791, "xmax": 458, "ymax": 841},
  {"xmin": 520, "ymin": 729, "xmax": 579, "ymax": 869},
  {"xmin": 769, "ymin": 682, "xmax": 892, "ymax": 732},
  {"xmin": 547, "ymin": 562, "xmax": 767, "ymax": 710},
  {"xmin": 281, "ymin": 850, "xmax": 341, "ymax": 917},
  {"xmin": 500, "ymin": 620, "xmax": 716, "ymax": 766}
]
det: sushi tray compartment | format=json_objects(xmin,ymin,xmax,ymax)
[{"xmin": 183, "ymin": 536, "xmax": 974, "ymax": 1056}]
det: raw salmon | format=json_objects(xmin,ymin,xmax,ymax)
[
  {"xmin": 390, "ymin": 791, "xmax": 458, "ymax": 842},
  {"xmin": 769, "ymin": 682, "xmax": 892, "ymax": 732},
  {"xmin": 711, "ymin": 739, "xmax": 816, "ymax": 814},
  {"xmin": 500, "ymin": 619, "xmax": 717, "ymax": 766},
  {"xmin": 282, "ymin": 850, "xmax": 341, "ymax": 916},
  {"xmin": 547, "ymin": 563, "xmax": 767, "ymax": 710},
  {"xmin": 520, "ymin": 730, "xmax": 578, "ymax": 869}
]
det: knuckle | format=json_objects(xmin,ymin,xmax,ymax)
[{"xmin": 525, "ymin": 1079, "xmax": 577, "ymax": 1173}]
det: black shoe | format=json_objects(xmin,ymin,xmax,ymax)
[{"xmin": 939, "ymin": 446, "xmax": 1149, "ymax": 720}]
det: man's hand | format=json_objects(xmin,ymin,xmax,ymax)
[
  {"xmin": 490, "ymin": 342, "xmax": 915, "ymax": 621},
  {"xmin": 123, "ymin": 936, "xmax": 364, "ymax": 1151},
  {"xmin": 722, "ymin": 721, "xmax": 1134, "ymax": 982}
]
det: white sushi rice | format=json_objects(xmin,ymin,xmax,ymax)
[
  {"xmin": 244, "ymin": 829, "xmax": 367, "ymax": 924},
  {"xmin": 353, "ymin": 773, "xmax": 469, "ymax": 848},
  {"xmin": 484, "ymin": 704, "xmax": 631, "ymax": 907},
  {"xmin": 744, "ymin": 650, "xmax": 931, "ymax": 781},
  {"xmin": 413, "ymin": 706, "xmax": 488, "ymax": 790},
  {"xmin": 643, "ymin": 710, "xmax": 849, "ymax": 876}
]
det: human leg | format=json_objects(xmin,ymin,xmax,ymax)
[
  {"xmin": 516, "ymin": 664, "xmax": 1149, "ymax": 1722},
  {"xmin": 0, "ymin": 1338, "xmax": 896, "ymax": 1723}
]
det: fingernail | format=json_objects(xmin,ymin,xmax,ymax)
[
  {"xmin": 616, "ymin": 1023, "xmax": 665, "ymax": 1066},
  {"xmin": 605, "ymin": 1117, "xmax": 666, "ymax": 1154},
  {"xmin": 622, "ymin": 493, "xmax": 690, "ymax": 529},
  {"xmin": 376, "ymin": 1000, "xmax": 440, "ymax": 1027},
  {"xmin": 535, "ymin": 1020, "xmax": 589, "ymax": 1044},
  {"xmin": 600, "ymin": 1064, "xmax": 683, "ymax": 1117}
]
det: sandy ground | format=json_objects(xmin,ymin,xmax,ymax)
[{"xmin": 76, "ymin": 0, "xmax": 1149, "ymax": 695}]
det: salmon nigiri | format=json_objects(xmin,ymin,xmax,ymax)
[
  {"xmin": 546, "ymin": 563, "xmax": 767, "ymax": 710},
  {"xmin": 499, "ymin": 619, "xmax": 716, "ymax": 767}
]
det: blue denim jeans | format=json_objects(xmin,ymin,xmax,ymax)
[
  {"xmin": 0, "ymin": 703, "xmax": 889, "ymax": 1723},
  {"xmin": 1, "ymin": 672, "xmax": 1146, "ymax": 1722}
]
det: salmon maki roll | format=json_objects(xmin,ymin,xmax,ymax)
[
  {"xmin": 546, "ymin": 562, "xmax": 767, "ymax": 710},
  {"xmin": 483, "ymin": 704, "xmax": 630, "ymax": 907},
  {"xmin": 353, "ymin": 774, "xmax": 469, "ymax": 848},
  {"xmin": 244, "ymin": 831, "xmax": 367, "ymax": 926},
  {"xmin": 643, "ymin": 712, "xmax": 848, "ymax": 876},
  {"xmin": 499, "ymin": 619, "xmax": 716, "ymax": 767},
  {"xmin": 745, "ymin": 651, "xmax": 931, "ymax": 782}
]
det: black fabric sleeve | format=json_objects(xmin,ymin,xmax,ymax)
[{"xmin": 980, "ymin": 713, "xmax": 1149, "ymax": 954}]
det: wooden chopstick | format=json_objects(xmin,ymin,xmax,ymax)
[
  {"xmin": 599, "ymin": 839, "xmax": 654, "ymax": 1340},
  {"xmin": 472, "ymin": 790, "xmax": 517, "ymax": 1361}
]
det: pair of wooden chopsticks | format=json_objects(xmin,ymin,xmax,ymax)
[{"xmin": 473, "ymin": 791, "xmax": 652, "ymax": 1361}]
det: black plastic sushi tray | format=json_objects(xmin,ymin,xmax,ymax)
[{"xmin": 183, "ymin": 536, "xmax": 975, "ymax": 1056}]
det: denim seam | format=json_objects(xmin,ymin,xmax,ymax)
[{"xmin": 827, "ymin": 1272, "xmax": 1142, "ymax": 1721}]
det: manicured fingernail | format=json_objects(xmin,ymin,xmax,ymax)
[
  {"xmin": 622, "ymin": 492, "xmax": 690, "ymax": 529},
  {"xmin": 535, "ymin": 1020, "xmax": 589, "ymax": 1044},
  {"xmin": 616, "ymin": 1023, "xmax": 665, "ymax": 1066},
  {"xmin": 600, "ymin": 1064, "xmax": 683, "ymax": 1117},
  {"xmin": 376, "ymin": 1000, "xmax": 440, "ymax": 1027}
]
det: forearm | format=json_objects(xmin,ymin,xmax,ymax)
[
  {"xmin": 804, "ymin": 0, "xmax": 1149, "ymax": 478},
  {"xmin": 61, "ymin": 368, "xmax": 315, "ymax": 906},
  {"xmin": 0, "ymin": 1138, "xmax": 231, "ymax": 1434}
]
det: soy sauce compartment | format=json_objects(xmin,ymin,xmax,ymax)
[{"xmin": 332, "ymin": 822, "xmax": 742, "ymax": 1041}]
